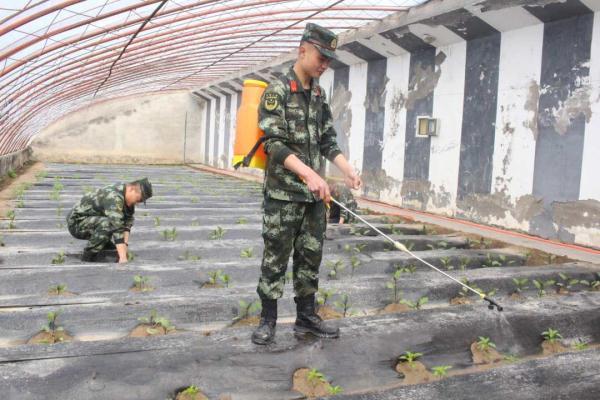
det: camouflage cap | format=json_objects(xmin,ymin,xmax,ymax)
[
  {"xmin": 301, "ymin": 23, "xmax": 338, "ymax": 59},
  {"xmin": 131, "ymin": 177, "xmax": 152, "ymax": 203}
]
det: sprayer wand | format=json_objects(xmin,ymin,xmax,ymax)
[{"xmin": 330, "ymin": 197, "xmax": 503, "ymax": 312}]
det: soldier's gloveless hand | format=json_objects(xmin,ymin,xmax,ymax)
[
  {"xmin": 304, "ymin": 171, "xmax": 331, "ymax": 203},
  {"xmin": 344, "ymin": 173, "xmax": 362, "ymax": 190}
]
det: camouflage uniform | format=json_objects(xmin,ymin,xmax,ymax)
[
  {"xmin": 257, "ymin": 64, "xmax": 342, "ymax": 300},
  {"xmin": 329, "ymin": 182, "xmax": 357, "ymax": 223},
  {"xmin": 66, "ymin": 184, "xmax": 134, "ymax": 254}
]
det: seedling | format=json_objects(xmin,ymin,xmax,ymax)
[
  {"xmin": 440, "ymin": 256, "xmax": 453, "ymax": 270},
  {"xmin": 7, "ymin": 169, "xmax": 16, "ymax": 178},
  {"xmin": 482, "ymin": 254, "xmax": 502, "ymax": 268},
  {"xmin": 400, "ymin": 296, "xmax": 429, "ymax": 310},
  {"xmin": 533, "ymin": 279, "xmax": 556, "ymax": 297},
  {"xmin": 503, "ymin": 354, "xmax": 520, "ymax": 363},
  {"xmin": 386, "ymin": 269, "xmax": 403, "ymax": 303},
  {"xmin": 240, "ymin": 247, "xmax": 254, "ymax": 258},
  {"xmin": 395, "ymin": 264, "xmax": 417, "ymax": 274},
  {"xmin": 235, "ymin": 299, "xmax": 261, "ymax": 321},
  {"xmin": 161, "ymin": 227, "xmax": 177, "ymax": 241},
  {"xmin": 153, "ymin": 216, "xmax": 161, "ymax": 227},
  {"xmin": 56, "ymin": 206, "xmax": 63, "ymax": 216},
  {"xmin": 398, "ymin": 351, "xmax": 422, "ymax": 366},
  {"xmin": 541, "ymin": 328, "xmax": 562, "ymax": 343},
  {"xmin": 333, "ymin": 293, "xmax": 353, "ymax": 317},
  {"xmin": 207, "ymin": 270, "xmax": 229, "ymax": 287},
  {"xmin": 15, "ymin": 199, "xmax": 24, "ymax": 208},
  {"xmin": 208, "ymin": 226, "xmax": 225, "ymax": 240},
  {"xmin": 459, "ymin": 257, "xmax": 470, "ymax": 271},
  {"xmin": 476, "ymin": 336, "xmax": 496, "ymax": 351},
  {"xmin": 572, "ymin": 339, "xmax": 589, "ymax": 351},
  {"xmin": 328, "ymin": 385, "xmax": 343, "ymax": 395},
  {"xmin": 35, "ymin": 170, "xmax": 48, "ymax": 180},
  {"xmin": 457, "ymin": 278, "xmax": 481, "ymax": 298},
  {"xmin": 236, "ymin": 217, "xmax": 248, "ymax": 224},
  {"xmin": 138, "ymin": 310, "xmax": 175, "ymax": 334},
  {"xmin": 431, "ymin": 365, "xmax": 452, "ymax": 378},
  {"xmin": 53, "ymin": 180, "xmax": 64, "ymax": 192},
  {"xmin": 307, "ymin": 368, "xmax": 327, "ymax": 385},
  {"xmin": 512, "ymin": 278, "xmax": 529, "ymax": 294},
  {"xmin": 349, "ymin": 255, "xmax": 361, "ymax": 277},
  {"xmin": 317, "ymin": 288, "xmax": 336, "ymax": 307},
  {"xmin": 41, "ymin": 311, "xmax": 64, "ymax": 336},
  {"xmin": 51, "ymin": 251, "xmax": 66, "ymax": 265},
  {"xmin": 179, "ymin": 250, "xmax": 201, "ymax": 261},
  {"xmin": 48, "ymin": 284, "xmax": 67, "ymax": 295},
  {"xmin": 49, "ymin": 190, "xmax": 61, "ymax": 201},
  {"xmin": 580, "ymin": 273, "xmax": 600, "ymax": 290},
  {"xmin": 132, "ymin": 275, "xmax": 152, "ymax": 292},
  {"xmin": 326, "ymin": 259, "xmax": 345, "ymax": 280},
  {"xmin": 555, "ymin": 273, "xmax": 579, "ymax": 293},
  {"xmin": 180, "ymin": 385, "xmax": 200, "ymax": 396},
  {"xmin": 497, "ymin": 254, "xmax": 515, "ymax": 266},
  {"xmin": 127, "ymin": 252, "xmax": 135, "ymax": 262}
]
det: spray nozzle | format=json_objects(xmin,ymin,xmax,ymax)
[{"xmin": 484, "ymin": 296, "xmax": 503, "ymax": 312}]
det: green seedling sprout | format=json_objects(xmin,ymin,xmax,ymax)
[
  {"xmin": 236, "ymin": 299, "xmax": 261, "ymax": 321},
  {"xmin": 153, "ymin": 216, "xmax": 161, "ymax": 227},
  {"xmin": 48, "ymin": 284, "xmax": 67, "ymax": 295},
  {"xmin": 476, "ymin": 336, "xmax": 496, "ymax": 351},
  {"xmin": 572, "ymin": 339, "xmax": 589, "ymax": 351},
  {"xmin": 236, "ymin": 217, "xmax": 248, "ymax": 224},
  {"xmin": 51, "ymin": 251, "xmax": 66, "ymax": 265},
  {"xmin": 386, "ymin": 269, "xmax": 403, "ymax": 303},
  {"xmin": 181, "ymin": 385, "xmax": 200, "ymax": 395},
  {"xmin": 326, "ymin": 259, "xmax": 345, "ymax": 280},
  {"xmin": 333, "ymin": 293, "xmax": 353, "ymax": 317},
  {"xmin": 208, "ymin": 226, "xmax": 225, "ymax": 240},
  {"xmin": 512, "ymin": 278, "xmax": 529, "ymax": 294},
  {"xmin": 133, "ymin": 275, "xmax": 151, "ymax": 291},
  {"xmin": 440, "ymin": 256, "xmax": 453, "ymax": 270},
  {"xmin": 398, "ymin": 351, "xmax": 422, "ymax": 366},
  {"xmin": 317, "ymin": 288, "xmax": 336, "ymax": 307},
  {"xmin": 555, "ymin": 273, "xmax": 579, "ymax": 292},
  {"xmin": 541, "ymin": 328, "xmax": 562, "ymax": 343},
  {"xmin": 42, "ymin": 311, "xmax": 64, "ymax": 335},
  {"xmin": 161, "ymin": 227, "xmax": 177, "ymax": 241},
  {"xmin": 240, "ymin": 247, "xmax": 254, "ymax": 258},
  {"xmin": 179, "ymin": 251, "xmax": 200, "ymax": 261},
  {"xmin": 138, "ymin": 310, "xmax": 175, "ymax": 334},
  {"xmin": 349, "ymin": 255, "xmax": 361, "ymax": 277},
  {"xmin": 7, "ymin": 169, "xmax": 16, "ymax": 179},
  {"xmin": 400, "ymin": 296, "xmax": 429, "ymax": 310},
  {"xmin": 580, "ymin": 273, "xmax": 600, "ymax": 290},
  {"xmin": 328, "ymin": 385, "xmax": 343, "ymax": 395},
  {"xmin": 431, "ymin": 365, "xmax": 452, "ymax": 378},
  {"xmin": 533, "ymin": 279, "xmax": 556, "ymax": 297}
]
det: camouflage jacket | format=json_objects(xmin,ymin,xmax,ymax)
[
  {"xmin": 259, "ymin": 67, "xmax": 342, "ymax": 202},
  {"xmin": 69, "ymin": 184, "xmax": 134, "ymax": 244}
]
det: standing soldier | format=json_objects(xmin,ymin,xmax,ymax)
[
  {"xmin": 252, "ymin": 23, "xmax": 362, "ymax": 345},
  {"xmin": 66, "ymin": 178, "xmax": 152, "ymax": 263}
]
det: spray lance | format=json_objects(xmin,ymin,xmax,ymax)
[{"xmin": 330, "ymin": 197, "xmax": 503, "ymax": 312}]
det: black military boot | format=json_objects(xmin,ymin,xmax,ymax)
[
  {"xmin": 251, "ymin": 299, "xmax": 277, "ymax": 345},
  {"xmin": 294, "ymin": 294, "xmax": 340, "ymax": 338},
  {"xmin": 81, "ymin": 250, "xmax": 98, "ymax": 262}
]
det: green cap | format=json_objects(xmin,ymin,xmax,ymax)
[
  {"xmin": 132, "ymin": 177, "xmax": 152, "ymax": 204},
  {"xmin": 301, "ymin": 23, "xmax": 338, "ymax": 59}
]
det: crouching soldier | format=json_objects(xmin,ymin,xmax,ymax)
[
  {"xmin": 327, "ymin": 178, "xmax": 358, "ymax": 224},
  {"xmin": 66, "ymin": 178, "xmax": 152, "ymax": 263}
]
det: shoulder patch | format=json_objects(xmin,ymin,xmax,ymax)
[{"xmin": 264, "ymin": 92, "xmax": 280, "ymax": 111}]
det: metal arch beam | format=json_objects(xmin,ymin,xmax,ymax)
[
  {"xmin": 0, "ymin": 0, "xmax": 86, "ymax": 36},
  {"xmin": 0, "ymin": 4, "xmax": 386, "ymax": 93},
  {"xmin": 0, "ymin": 0, "xmax": 291, "ymax": 77}
]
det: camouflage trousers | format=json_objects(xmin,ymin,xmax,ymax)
[
  {"xmin": 257, "ymin": 196, "xmax": 326, "ymax": 300},
  {"xmin": 66, "ymin": 211, "xmax": 115, "ymax": 254}
]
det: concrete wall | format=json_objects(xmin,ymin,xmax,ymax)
[
  {"xmin": 32, "ymin": 91, "xmax": 205, "ymax": 164},
  {"xmin": 0, "ymin": 147, "xmax": 32, "ymax": 179},
  {"xmin": 194, "ymin": 0, "xmax": 600, "ymax": 249}
]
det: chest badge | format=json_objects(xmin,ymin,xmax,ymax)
[{"xmin": 264, "ymin": 92, "xmax": 279, "ymax": 111}]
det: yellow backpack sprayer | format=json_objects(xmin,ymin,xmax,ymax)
[{"xmin": 232, "ymin": 79, "xmax": 503, "ymax": 312}]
